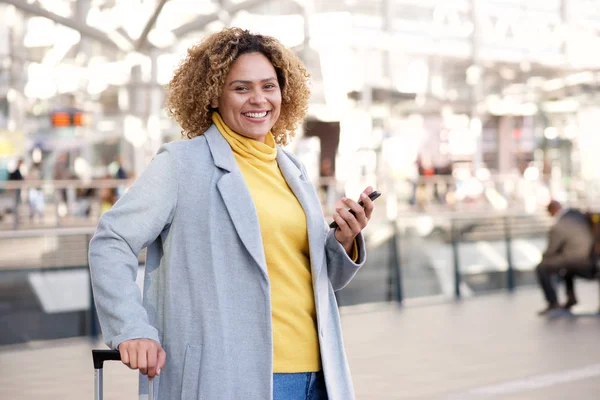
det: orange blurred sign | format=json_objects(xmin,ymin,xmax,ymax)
[{"xmin": 51, "ymin": 111, "xmax": 85, "ymax": 127}]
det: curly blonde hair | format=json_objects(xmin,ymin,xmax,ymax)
[{"xmin": 166, "ymin": 28, "xmax": 310, "ymax": 145}]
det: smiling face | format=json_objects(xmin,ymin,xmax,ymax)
[{"xmin": 214, "ymin": 52, "xmax": 282, "ymax": 143}]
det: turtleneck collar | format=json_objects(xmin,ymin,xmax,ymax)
[{"xmin": 212, "ymin": 112, "xmax": 277, "ymax": 164}]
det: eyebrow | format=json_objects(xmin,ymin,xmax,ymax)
[{"xmin": 228, "ymin": 77, "xmax": 277, "ymax": 86}]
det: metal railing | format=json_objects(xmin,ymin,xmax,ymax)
[
  {"xmin": 0, "ymin": 210, "xmax": 593, "ymax": 346},
  {"xmin": 0, "ymin": 179, "xmax": 133, "ymax": 230},
  {"xmin": 0, "ymin": 227, "xmax": 146, "ymax": 346},
  {"xmin": 335, "ymin": 211, "xmax": 556, "ymax": 307}
]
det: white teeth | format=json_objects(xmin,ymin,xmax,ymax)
[{"xmin": 243, "ymin": 111, "xmax": 268, "ymax": 118}]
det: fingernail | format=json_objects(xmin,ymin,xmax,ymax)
[
  {"xmin": 157, "ymin": 368, "xmax": 161, "ymax": 375},
  {"xmin": 360, "ymin": 193, "xmax": 367, "ymax": 199},
  {"xmin": 341, "ymin": 197, "xmax": 347, "ymax": 201}
]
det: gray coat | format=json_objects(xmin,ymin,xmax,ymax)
[
  {"xmin": 88, "ymin": 125, "xmax": 366, "ymax": 400},
  {"xmin": 542, "ymin": 209, "xmax": 594, "ymax": 267}
]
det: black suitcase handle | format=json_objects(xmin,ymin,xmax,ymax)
[
  {"xmin": 92, "ymin": 349, "xmax": 121, "ymax": 369},
  {"xmin": 92, "ymin": 349, "xmax": 154, "ymax": 400}
]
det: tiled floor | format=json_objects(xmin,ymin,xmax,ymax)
[{"xmin": 1, "ymin": 283, "xmax": 599, "ymax": 399}]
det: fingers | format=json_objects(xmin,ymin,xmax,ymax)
[
  {"xmin": 118, "ymin": 339, "xmax": 166, "ymax": 379},
  {"xmin": 337, "ymin": 203, "xmax": 363, "ymax": 233},
  {"xmin": 146, "ymin": 347, "xmax": 157, "ymax": 378},
  {"xmin": 138, "ymin": 347, "xmax": 148, "ymax": 375},
  {"xmin": 359, "ymin": 187, "xmax": 375, "ymax": 220},
  {"xmin": 342, "ymin": 196, "xmax": 368, "ymax": 228},
  {"xmin": 119, "ymin": 343, "xmax": 129, "ymax": 366},
  {"xmin": 157, "ymin": 347, "xmax": 167, "ymax": 376}
]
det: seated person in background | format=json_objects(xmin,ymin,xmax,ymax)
[{"xmin": 536, "ymin": 200, "xmax": 596, "ymax": 315}]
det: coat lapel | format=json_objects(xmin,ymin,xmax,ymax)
[
  {"xmin": 204, "ymin": 125, "xmax": 268, "ymax": 279},
  {"xmin": 276, "ymin": 149, "xmax": 326, "ymax": 280}
]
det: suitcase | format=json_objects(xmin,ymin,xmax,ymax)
[{"xmin": 92, "ymin": 349, "xmax": 154, "ymax": 400}]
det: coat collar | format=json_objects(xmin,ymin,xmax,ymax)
[{"xmin": 204, "ymin": 124, "xmax": 325, "ymax": 280}]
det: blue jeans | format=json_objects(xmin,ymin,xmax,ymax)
[{"xmin": 273, "ymin": 371, "xmax": 328, "ymax": 400}]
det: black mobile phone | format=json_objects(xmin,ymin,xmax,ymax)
[{"xmin": 329, "ymin": 190, "xmax": 382, "ymax": 229}]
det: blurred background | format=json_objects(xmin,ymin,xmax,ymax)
[{"xmin": 1, "ymin": 1, "xmax": 600, "ymax": 395}]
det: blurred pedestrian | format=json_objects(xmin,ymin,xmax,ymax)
[
  {"xmin": 27, "ymin": 165, "xmax": 45, "ymax": 221},
  {"xmin": 8, "ymin": 159, "xmax": 24, "ymax": 227},
  {"xmin": 89, "ymin": 28, "xmax": 375, "ymax": 400},
  {"xmin": 536, "ymin": 200, "xmax": 595, "ymax": 315}
]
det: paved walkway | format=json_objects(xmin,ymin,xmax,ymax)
[{"xmin": 1, "ymin": 283, "xmax": 599, "ymax": 399}]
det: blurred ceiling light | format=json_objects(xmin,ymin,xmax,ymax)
[
  {"xmin": 39, "ymin": 0, "xmax": 72, "ymax": 18},
  {"xmin": 91, "ymin": 61, "xmax": 130, "ymax": 86},
  {"xmin": 3, "ymin": 4, "xmax": 16, "ymax": 27},
  {"xmin": 147, "ymin": 29, "xmax": 176, "ymax": 48},
  {"xmin": 56, "ymin": 64, "xmax": 84, "ymax": 93},
  {"xmin": 470, "ymin": 117, "xmax": 482, "ymax": 137},
  {"xmin": 431, "ymin": 75, "xmax": 444, "ymax": 97},
  {"xmin": 523, "ymin": 166, "xmax": 540, "ymax": 181},
  {"xmin": 110, "ymin": 1, "xmax": 148, "ymax": 40},
  {"xmin": 125, "ymin": 51, "xmax": 149, "ymax": 67},
  {"xmin": 42, "ymin": 32, "xmax": 80, "ymax": 66},
  {"xmin": 97, "ymin": 120, "xmax": 117, "ymax": 132},
  {"xmin": 157, "ymin": 54, "xmax": 179, "ymax": 85},
  {"xmin": 564, "ymin": 126, "xmax": 578, "ymax": 139},
  {"xmin": 75, "ymin": 52, "xmax": 88, "ymax": 66},
  {"xmin": 118, "ymin": 88, "xmax": 129, "ymax": 111},
  {"xmin": 526, "ymin": 76, "xmax": 545, "ymax": 88},
  {"xmin": 6, "ymin": 88, "xmax": 17, "ymax": 102},
  {"xmin": 441, "ymin": 105, "xmax": 453, "ymax": 119},
  {"xmin": 157, "ymin": 0, "xmax": 219, "ymax": 31},
  {"xmin": 32, "ymin": 147, "xmax": 42, "ymax": 164},
  {"xmin": 86, "ymin": 7, "xmax": 117, "ymax": 32},
  {"xmin": 466, "ymin": 64, "xmax": 481, "ymax": 85},
  {"xmin": 25, "ymin": 79, "xmax": 56, "ymax": 99},
  {"xmin": 519, "ymin": 60, "xmax": 531, "ymax": 72},
  {"xmin": 542, "ymin": 78, "xmax": 564, "ymax": 92},
  {"xmin": 24, "ymin": 17, "xmax": 57, "ymax": 47},
  {"xmin": 396, "ymin": 58, "xmax": 429, "ymax": 94},
  {"xmin": 541, "ymin": 99, "xmax": 579, "ymax": 113},
  {"xmin": 124, "ymin": 115, "xmax": 147, "ymax": 148},
  {"xmin": 74, "ymin": 157, "xmax": 91, "ymax": 181},
  {"xmin": 544, "ymin": 127, "xmax": 558, "ymax": 140},
  {"xmin": 148, "ymin": 115, "xmax": 161, "ymax": 140},
  {"xmin": 499, "ymin": 67, "xmax": 515, "ymax": 80},
  {"xmin": 476, "ymin": 168, "xmax": 491, "ymax": 181},
  {"xmin": 446, "ymin": 89, "xmax": 458, "ymax": 101},
  {"xmin": 106, "ymin": 30, "xmax": 134, "ymax": 52},
  {"xmin": 565, "ymin": 71, "xmax": 594, "ymax": 86},
  {"xmin": 87, "ymin": 79, "xmax": 108, "ymax": 95}
]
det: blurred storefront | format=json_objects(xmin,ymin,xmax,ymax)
[{"xmin": 0, "ymin": 0, "xmax": 599, "ymax": 209}]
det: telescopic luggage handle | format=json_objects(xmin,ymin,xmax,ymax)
[
  {"xmin": 92, "ymin": 349, "xmax": 154, "ymax": 400},
  {"xmin": 92, "ymin": 349, "xmax": 121, "ymax": 368}
]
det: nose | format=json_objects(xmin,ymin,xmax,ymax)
[{"xmin": 249, "ymin": 89, "xmax": 267, "ymax": 105}]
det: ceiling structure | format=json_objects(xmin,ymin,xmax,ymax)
[{"xmin": 1, "ymin": 0, "xmax": 600, "ymax": 120}]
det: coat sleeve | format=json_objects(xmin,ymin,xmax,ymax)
[
  {"xmin": 88, "ymin": 146, "xmax": 178, "ymax": 350},
  {"xmin": 325, "ymin": 228, "xmax": 366, "ymax": 291}
]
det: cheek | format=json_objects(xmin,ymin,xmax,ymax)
[{"xmin": 272, "ymin": 93, "xmax": 282, "ymax": 110}]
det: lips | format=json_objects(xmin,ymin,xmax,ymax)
[{"xmin": 242, "ymin": 111, "xmax": 269, "ymax": 119}]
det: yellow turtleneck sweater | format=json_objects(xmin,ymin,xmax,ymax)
[{"xmin": 212, "ymin": 113, "xmax": 320, "ymax": 372}]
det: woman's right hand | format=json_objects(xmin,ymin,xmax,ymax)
[{"xmin": 118, "ymin": 339, "xmax": 166, "ymax": 379}]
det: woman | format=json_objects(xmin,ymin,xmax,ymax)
[{"xmin": 89, "ymin": 27, "xmax": 375, "ymax": 400}]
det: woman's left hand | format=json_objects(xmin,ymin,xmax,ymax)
[{"xmin": 333, "ymin": 186, "xmax": 376, "ymax": 255}]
